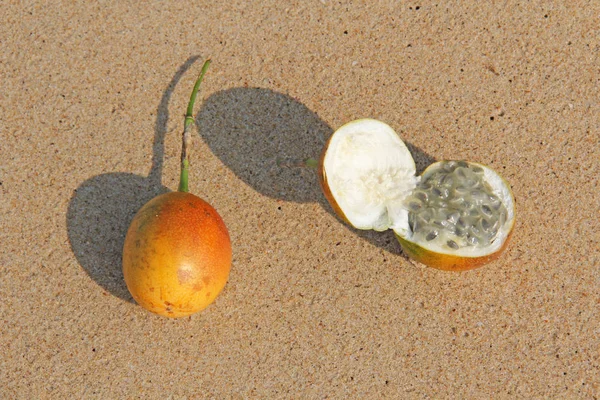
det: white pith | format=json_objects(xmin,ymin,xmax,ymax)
[
  {"xmin": 323, "ymin": 119, "xmax": 418, "ymax": 231},
  {"xmin": 322, "ymin": 119, "xmax": 515, "ymax": 258}
]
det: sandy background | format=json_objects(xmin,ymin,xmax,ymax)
[{"xmin": 1, "ymin": 1, "xmax": 599, "ymax": 398}]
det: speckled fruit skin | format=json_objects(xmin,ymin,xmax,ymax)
[{"xmin": 122, "ymin": 191, "xmax": 232, "ymax": 318}]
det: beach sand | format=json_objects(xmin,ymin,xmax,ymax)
[{"xmin": 1, "ymin": 1, "xmax": 599, "ymax": 397}]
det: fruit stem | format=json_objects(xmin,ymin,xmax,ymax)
[
  {"xmin": 304, "ymin": 158, "xmax": 319, "ymax": 169},
  {"xmin": 179, "ymin": 59, "xmax": 211, "ymax": 193},
  {"xmin": 276, "ymin": 157, "xmax": 319, "ymax": 169}
]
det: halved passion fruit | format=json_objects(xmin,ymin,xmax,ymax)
[{"xmin": 319, "ymin": 119, "xmax": 515, "ymax": 271}]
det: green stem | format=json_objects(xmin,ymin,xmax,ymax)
[
  {"xmin": 276, "ymin": 157, "xmax": 319, "ymax": 169},
  {"xmin": 304, "ymin": 157, "xmax": 319, "ymax": 169},
  {"xmin": 179, "ymin": 59, "xmax": 211, "ymax": 192}
]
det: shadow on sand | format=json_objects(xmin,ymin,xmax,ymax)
[
  {"xmin": 195, "ymin": 87, "xmax": 436, "ymax": 257},
  {"xmin": 67, "ymin": 57, "xmax": 436, "ymax": 301}
]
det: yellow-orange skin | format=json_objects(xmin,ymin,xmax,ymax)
[
  {"xmin": 319, "ymin": 153, "xmax": 515, "ymax": 271},
  {"xmin": 318, "ymin": 138, "xmax": 352, "ymax": 226},
  {"xmin": 123, "ymin": 191, "xmax": 232, "ymax": 317},
  {"xmin": 396, "ymin": 230, "xmax": 513, "ymax": 271}
]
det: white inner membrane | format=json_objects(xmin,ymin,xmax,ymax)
[{"xmin": 323, "ymin": 119, "xmax": 418, "ymax": 231}]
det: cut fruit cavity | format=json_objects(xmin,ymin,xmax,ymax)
[{"xmin": 319, "ymin": 118, "xmax": 515, "ymax": 271}]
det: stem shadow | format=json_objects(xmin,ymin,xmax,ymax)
[{"xmin": 66, "ymin": 56, "xmax": 201, "ymax": 302}]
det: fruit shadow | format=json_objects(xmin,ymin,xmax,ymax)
[
  {"xmin": 66, "ymin": 56, "xmax": 202, "ymax": 302},
  {"xmin": 196, "ymin": 88, "xmax": 436, "ymax": 254}
]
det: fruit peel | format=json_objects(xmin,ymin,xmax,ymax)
[
  {"xmin": 396, "ymin": 229, "xmax": 513, "ymax": 271},
  {"xmin": 123, "ymin": 191, "xmax": 232, "ymax": 318},
  {"xmin": 318, "ymin": 135, "xmax": 353, "ymax": 226}
]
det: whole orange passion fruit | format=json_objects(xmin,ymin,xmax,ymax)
[
  {"xmin": 123, "ymin": 59, "xmax": 232, "ymax": 317},
  {"xmin": 123, "ymin": 192, "xmax": 231, "ymax": 317}
]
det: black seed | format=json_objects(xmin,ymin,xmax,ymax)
[
  {"xmin": 481, "ymin": 205, "xmax": 493, "ymax": 216},
  {"xmin": 481, "ymin": 218, "xmax": 491, "ymax": 230},
  {"xmin": 447, "ymin": 240, "xmax": 459, "ymax": 249},
  {"xmin": 414, "ymin": 191, "xmax": 428, "ymax": 202},
  {"xmin": 426, "ymin": 231, "xmax": 438, "ymax": 241},
  {"xmin": 409, "ymin": 201, "xmax": 422, "ymax": 211},
  {"xmin": 411, "ymin": 219, "xmax": 418, "ymax": 232}
]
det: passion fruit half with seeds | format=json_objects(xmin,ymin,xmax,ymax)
[{"xmin": 319, "ymin": 119, "xmax": 515, "ymax": 271}]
